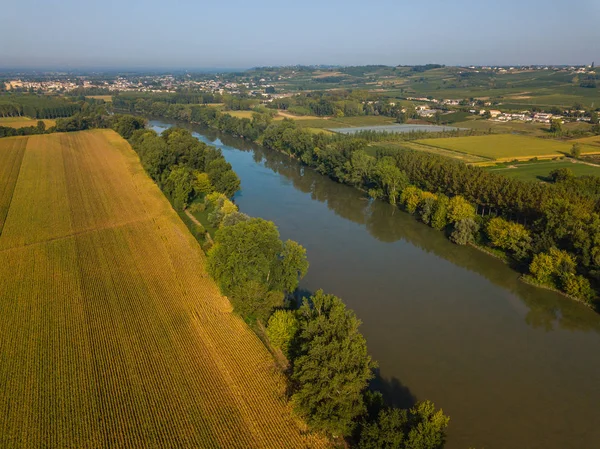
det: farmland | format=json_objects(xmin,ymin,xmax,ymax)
[
  {"xmin": 0, "ymin": 116, "xmax": 56, "ymax": 129},
  {"xmin": 0, "ymin": 137, "xmax": 27, "ymax": 231},
  {"xmin": 485, "ymin": 160, "xmax": 600, "ymax": 181},
  {"xmin": 224, "ymin": 110, "xmax": 255, "ymax": 119},
  {"xmin": 293, "ymin": 115, "xmax": 396, "ymax": 130},
  {"xmin": 86, "ymin": 95, "xmax": 113, "ymax": 102},
  {"xmin": 332, "ymin": 124, "xmax": 462, "ymax": 134},
  {"xmin": 369, "ymin": 141, "xmax": 489, "ymax": 163},
  {"xmin": 0, "ymin": 130, "xmax": 328, "ymax": 448},
  {"xmin": 573, "ymin": 135, "xmax": 600, "ymax": 147},
  {"xmin": 415, "ymin": 134, "xmax": 600, "ymax": 161},
  {"xmin": 451, "ymin": 117, "xmax": 550, "ymax": 136}
]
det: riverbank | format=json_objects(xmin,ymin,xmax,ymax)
[{"xmin": 520, "ymin": 274, "xmax": 596, "ymax": 309}]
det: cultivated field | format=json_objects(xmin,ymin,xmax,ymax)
[
  {"xmin": 0, "ymin": 130, "xmax": 328, "ymax": 448},
  {"xmin": 416, "ymin": 134, "xmax": 600, "ymax": 161},
  {"xmin": 86, "ymin": 95, "xmax": 113, "ymax": 102},
  {"xmin": 0, "ymin": 116, "xmax": 56, "ymax": 129},
  {"xmin": 224, "ymin": 110, "xmax": 255, "ymax": 119},
  {"xmin": 225, "ymin": 110, "xmax": 328, "ymax": 122},
  {"xmin": 331, "ymin": 124, "xmax": 462, "ymax": 134},
  {"xmin": 0, "ymin": 137, "xmax": 27, "ymax": 230},
  {"xmin": 292, "ymin": 115, "xmax": 396, "ymax": 130},
  {"xmin": 452, "ymin": 118, "xmax": 549, "ymax": 136},
  {"xmin": 370, "ymin": 141, "xmax": 488, "ymax": 163},
  {"xmin": 486, "ymin": 160, "xmax": 600, "ymax": 181},
  {"xmin": 275, "ymin": 111, "xmax": 322, "ymax": 120},
  {"xmin": 572, "ymin": 135, "xmax": 600, "ymax": 147}
]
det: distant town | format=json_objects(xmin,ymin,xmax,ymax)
[{"xmin": 2, "ymin": 63, "xmax": 597, "ymax": 127}]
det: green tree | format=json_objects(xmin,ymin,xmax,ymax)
[
  {"xmin": 550, "ymin": 248, "xmax": 577, "ymax": 279},
  {"xmin": 400, "ymin": 186, "xmax": 423, "ymax": 214},
  {"xmin": 447, "ymin": 196, "xmax": 475, "ymax": 223},
  {"xmin": 450, "ymin": 218, "xmax": 479, "ymax": 245},
  {"xmin": 292, "ymin": 290, "xmax": 375, "ymax": 437},
  {"xmin": 418, "ymin": 196, "xmax": 437, "ymax": 226},
  {"xmin": 165, "ymin": 166, "xmax": 194, "ymax": 210},
  {"xmin": 404, "ymin": 401, "xmax": 450, "ymax": 449},
  {"xmin": 208, "ymin": 218, "xmax": 280, "ymax": 290},
  {"xmin": 205, "ymin": 192, "xmax": 238, "ymax": 228},
  {"xmin": 430, "ymin": 195, "xmax": 449, "ymax": 231},
  {"xmin": 486, "ymin": 217, "xmax": 532, "ymax": 259},
  {"xmin": 529, "ymin": 248, "xmax": 576, "ymax": 287},
  {"xmin": 221, "ymin": 211, "xmax": 250, "ymax": 227},
  {"xmin": 112, "ymin": 114, "xmax": 145, "ymax": 139},
  {"xmin": 348, "ymin": 150, "xmax": 375, "ymax": 187},
  {"xmin": 548, "ymin": 167, "xmax": 574, "ymax": 182},
  {"xmin": 549, "ymin": 119, "xmax": 563, "ymax": 134},
  {"xmin": 571, "ymin": 143, "xmax": 582, "ymax": 159},
  {"xmin": 229, "ymin": 281, "xmax": 284, "ymax": 323},
  {"xmin": 266, "ymin": 310, "xmax": 298, "ymax": 356},
  {"xmin": 359, "ymin": 408, "xmax": 407, "ymax": 449},
  {"xmin": 376, "ymin": 158, "xmax": 409, "ymax": 205},
  {"xmin": 193, "ymin": 171, "xmax": 213, "ymax": 196},
  {"xmin": 529, "ymin": 252, "xmax": 556, "ymax": 284},
  {"xmin": 207, "ymin": 158, "xmax": 240, "ymax": 197},
  {"xmin": 208, "ymin": 218, "xmax": 307, "ymax": 321},
  {"xmin": 277, "ymin": 240, "xmax": 309, "ymax": 293},
  {"xmin": 561, "ymin": 274, "xmax": 593, "ymax": 302},
  {"xmin": 359, "ymin": 401, "xmax": 449, "ymax": 449}
]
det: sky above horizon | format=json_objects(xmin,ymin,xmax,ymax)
[{"xmin": 2, "ymin": 0, "xmax": 599, "ymax": 69}]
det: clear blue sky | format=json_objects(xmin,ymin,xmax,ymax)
[{"xmin": 2, "ymin": 0, "xmax": 599, "ymax": 69}]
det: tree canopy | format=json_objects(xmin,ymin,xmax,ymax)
[
  {"xmin": 208, "ymin": 218, "xmax": 308, "ymax": 322},
  {"xmin": 292, "ymin": 290, "xmax": 375, "ymax": 437}
]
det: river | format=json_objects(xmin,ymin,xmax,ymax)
[{"xmin": 150, "ymin": 119, "xmax": 600, "ymax": 449}]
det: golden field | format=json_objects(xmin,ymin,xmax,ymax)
[
  {"xmin": 0, "ymin": 116, "xmax": 56, "ymax": 129},
  {"xmin": 0, "ymin": 130, "xmax": 328, "ymax": 448}
]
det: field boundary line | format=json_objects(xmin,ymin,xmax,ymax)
[
  {"xmin": 0, "ymin": 138, "xmax": 27, "ymax": 238},
  {"xmin": 0, "ymin": 214, "xmax": 160, "ymax": 254},
  {"xmin": 412, "ymin": 140, "xmax": 495, "ymax": 161}
]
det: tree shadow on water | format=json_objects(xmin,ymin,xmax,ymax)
[
  {"xmin": 369, "ymin": 368, "xmax": 417, "ymax": 410},
  {"xmin": 291, "ymin": 288, "xmax": 314, "ymax": 309}
]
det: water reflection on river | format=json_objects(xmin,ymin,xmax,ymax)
[{"xmin": 150, "ymin": 120, "xmax": 600, "ymax": 449}]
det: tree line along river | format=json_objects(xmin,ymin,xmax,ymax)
[{"xmin": 149, "ymin": 119, "xmax": 600, "ymax": 449}]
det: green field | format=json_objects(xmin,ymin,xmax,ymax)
[
  {"xmin": 416, "ymin": 134, "xmax": 600, "ymax": 161},
  {"xmin": 86, "ymin": 95, "xmax": 113, "ymax": 102},
  {"xmin": 293, "ymin": 115, "xmax": 395, "ymax": 130},
  {"xmin": 573, "ymin": 135, "xmax": 600, "ymax": 147},
  {"xmin": 328, "ymin": 115, "xmax": 396, "ymax": 127},
  {"xmin": 452, "ymin": 117, "xmax": 549, "ymax": 136},
  {"xmin": 224, "ymin": 110, "xmax": 255, "ymax": 119},
  {"xmin": 367, "ymin": 141, "xmax": 488, "ymax": 163},
  {"xmin": 0, "ymin": 131, "xmax": 329, "ymax": 448},
  {"xmin": 303, "ymin": 127, "xmax": 335, "ymax": 135},
  {"xmin": 486, "ymin": 160, "xmax": 600, "ymax": 181}
]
